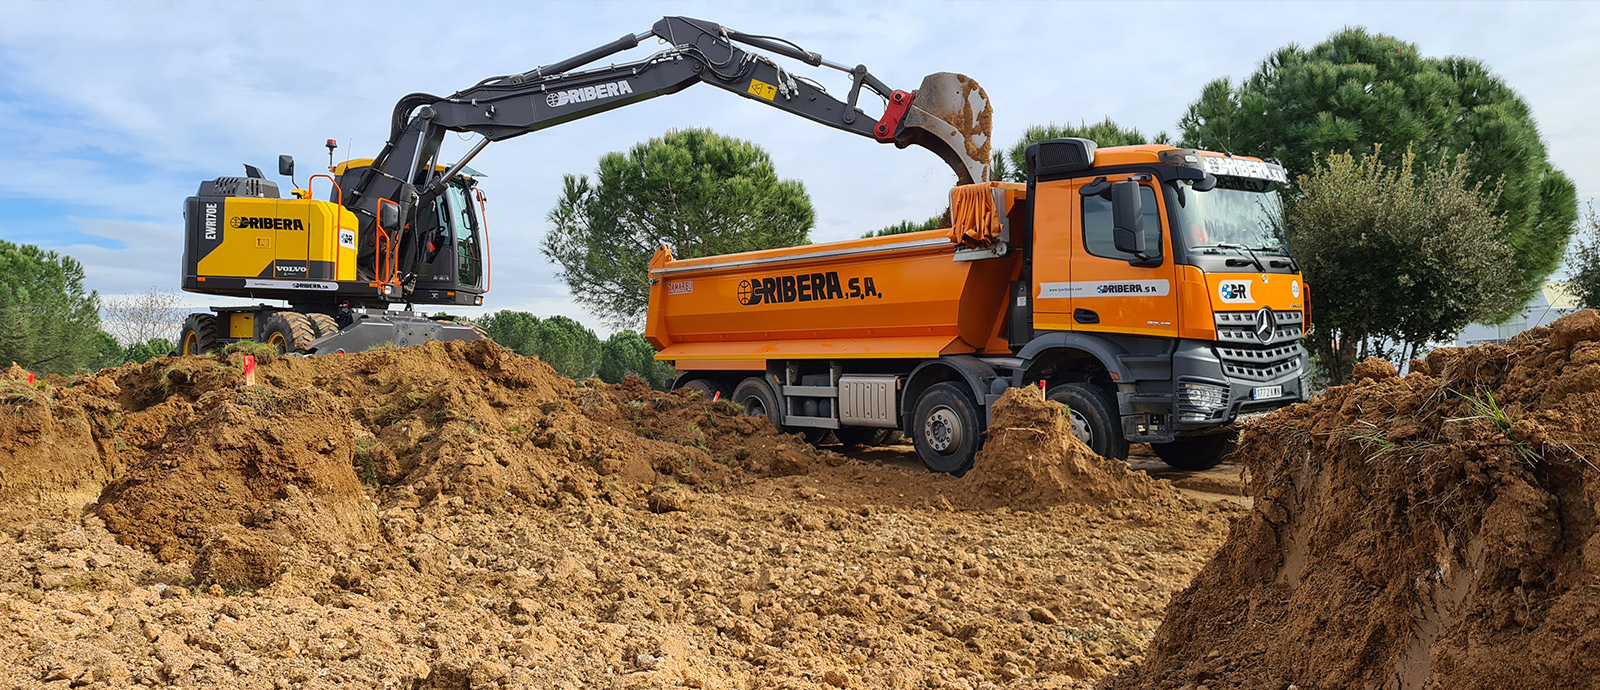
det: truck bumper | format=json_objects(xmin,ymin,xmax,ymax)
[{"xmin": 1119, "ymin": 338, "xmax": 1308, "ymax": 442}]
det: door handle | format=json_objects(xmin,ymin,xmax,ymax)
[{"xmin": 1074, "ymin": 308, "xmax": 1100, "ymax": 324}]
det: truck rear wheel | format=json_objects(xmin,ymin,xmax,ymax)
[
  {"xmin": 679, "ymin": 378, "xmax": 728, "ymax": 401},
  {"xmin": 1152, "ymin": 432, "xmax": 1236, "ymax": 471},
  {"xmin": 1046, "ymin": 383, "xmax": 1129, "ymax": 461},
  {"xmin": 178, "ymin": 313, "xmax": 219, "ymax": 355},
  {"xmin": 732, "ymin": 377, "xmax": 778, "ymax": 420},
  {"xmin": 912, "ymin": 382, "xmax": 980, "ymax": 476},
  {"xmin": 261, "ymin": 312, "xmax": 318, "ymax": 355}
]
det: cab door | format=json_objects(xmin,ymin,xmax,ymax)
[{"xmin": 1062, "ymin": 175, "xmax": 1178, "ymax": 337}]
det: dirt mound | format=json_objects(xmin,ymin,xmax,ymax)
[
  {"xmin": 0, "ymin": 365, "xmax": 125, "ymax": 525},
  {"xmin": 967, "ymin": 388, "xmax": 1161, "ymax": 508},
  {"xmin": 94, "ymin": 384, "xmax": 379, "ymax": 562},
  {"xmin": 3, "ymin": 340, "xmax": 825, "ymax": 568},
  {"xmin": 1110, "ymin": 310, "xmax": 1600, "ymax": 690}
]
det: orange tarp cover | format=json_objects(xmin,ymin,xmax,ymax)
[{"xmin": 946, "ymin": 182, "xmax": 1025, "ymax": 248}]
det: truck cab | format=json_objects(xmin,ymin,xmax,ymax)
[
  {"xmin": 1019, "ymin": 139, "xmax": 1306, "ymax": 468},
  {"xmin": 646, "ymin": 137, "xmax": 1308, "ymax": 474}
]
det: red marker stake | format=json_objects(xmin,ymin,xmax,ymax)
[
  {"xmin": 242, "ymin": 355, "xmax": 256, "ymax": 386},
  {"xmin": 27, "ymin": 374, "xmax": 35, "ymax": 386},
  {"xmin": 713, "ymin": 391, "xmax": 721, "ymax": 401}
]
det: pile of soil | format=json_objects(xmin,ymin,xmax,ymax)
[
  {"xmin": 1110, "ymin": 309, "xmax": 1600, "ymax": 690},
  {"xmin": 967, "ymin": 388, "xmax": 1160, "ymax": 509},
  {"xmin": 4, "ymin": 340, "xmax": 825, "ymax": 569},
  {"xmin": 0, "ymin": 339, "xmax": 1238, "ymax": 688}
]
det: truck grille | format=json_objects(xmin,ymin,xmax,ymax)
[{"xmin": 1215, "ymin": 310, "xmax": 1305, "ymax": 382}]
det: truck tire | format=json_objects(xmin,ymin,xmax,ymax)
[
  {"xmin": 1152, "ymin": 431, "xmax": 1236, "ymax": 471},
  {"xmin": 1046, "ymin": 382, "xmax": 1129, "ymax": 461},
  {"xmin": 178, "ymin": 313, "xmax": 219, "ymax": 355},
  {"xmin": 679, "ymin": 378, "xmax": 728, "ymax": 401},
  {"xmin": 833, "ymin": 427, "xmax": 880, "ymax": 448},
  {"xmin": 912, "ymin": 382, "xmax": 981, "ymax": 476},
  {"xmin": 261, "ymin": 312, "xmax": 318, "ymax": 355},
  {"xmin": 732, "ymin": 377, "xmax": 779, "ymax": 420},
  {"xmin": 306, "ymin": 313, "xmax": 341, "ymax": 339}
]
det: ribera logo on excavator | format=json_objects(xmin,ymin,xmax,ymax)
[
  {"xmin": 230, "ymin": 216, "xmax": 306, "ymax": 231},
  {"xmin": 545, "ymin": 80, "xmax": 634, "ymax": 107}
]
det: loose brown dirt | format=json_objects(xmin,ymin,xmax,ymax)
[
  {"xmin": 1, "ymin": 340, "xmax": 1233, "ymax": 689},
  {"xmin": 1108, "ymin": 310, "xmax": 1600, "ymax": 690}
]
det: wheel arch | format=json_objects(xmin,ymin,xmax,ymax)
[
  {"xmin": 1013, "ymin": 333, "xmax": 1131, "ymax": 388},
  {"xmin": 900, "ymin": 355, "xmax": 999, "ymax": 431}
]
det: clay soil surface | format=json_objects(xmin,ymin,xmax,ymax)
[{"xmin": 1, "ymin": 344, "xmax": 1238, "ymax": 689}]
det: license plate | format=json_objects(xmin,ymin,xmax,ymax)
[{"xmin": 1251, "ymin": 385, "xmax": 1283, "ymax": 400}]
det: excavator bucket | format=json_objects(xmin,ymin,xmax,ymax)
[{"xmin": 898, "ymin": 73, "xmax": 992, "ymax": 185}]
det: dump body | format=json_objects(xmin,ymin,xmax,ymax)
[
  {"xmin": 646, "ymin": 232, "xmax": 1023, "ymax": 366},
  {"xmin": 646, "ymin": 140, "xmax": 1311, "ymax": 475}
]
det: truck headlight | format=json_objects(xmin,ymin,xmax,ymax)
[{"xmin": 1177, "ymin": 381, "xmax": 1229, "ymax": 422}]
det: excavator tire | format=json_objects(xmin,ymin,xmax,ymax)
[
  {"xmin": 261, "ymin": 312, "xmax": 318, "ymax": 355},
  {"xmin": 305, "ymin": 313, "xmax": 342, "ymax": 339},
  {"xmin": 178, "ymin": 313, "xmax": 219, "ymax": 356}
]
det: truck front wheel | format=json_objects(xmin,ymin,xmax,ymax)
[
  {"xmin": 1045, "ymin": 383, "xmax": 1129, "ymax": 461},
  {"xmin": 912, "ymin": 382, "xmax": 981, "ymax": 476},
  {"xmin": 1151, "ymin": 432, "xmax": 1236, "ymax": 471}
]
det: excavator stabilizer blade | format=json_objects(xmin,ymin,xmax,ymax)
[{"xmin": 897, "ymin": 72, "xmax": 992, "ymax": 185}]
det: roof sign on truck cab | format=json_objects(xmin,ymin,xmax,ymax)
[
  {"xmin": 1200, "ymin": 156, "xmax": 1288, "ymax": 183},
  {"xmin": 738, "ymin": 271, "xmax": 881, "ymax": 306}
]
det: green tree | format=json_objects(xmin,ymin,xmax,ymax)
[
  {"xmin": 543, "ymin": 129, "xmax": 815, "ymax": 329},
  {"xmin": 1291, "ymin": 149, "xmax": 1514, "ymax": 382},
  {"xmin": 0, "ymin": 241, "xmax": 105, "ymax": 374},
  {"xmin": 1569, "ymin": 204, "xmax": 1600, "ymax": 310},
  {"xmin": 596, "ymin": 330, "xmax": 677, "ymax": 389},
  {"xmin": 123, "ymin": 338, "xmax": 176, "ymax": 364},
  {"xmin": 863, "ymin": 213, "xmax": 945, "ymax": 238},
  {"xmin": 477, "ymin": 310, "xmax": 543, "ymax": 355},
  {"xmin": 533, "ymin": 316, "xmax": 601, "ymax": 380},
  {"xmin": 1180, "ymin": 28, "xmax": 1577, "ymax": 316},
  {"xmin": 992, "ymin": 118, "xmax": 1165, "ymax": 183}
]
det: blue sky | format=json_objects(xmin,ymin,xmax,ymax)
[{"xmin": 1, "ymin": 0, "xmax": 1596, "ymax": 335}]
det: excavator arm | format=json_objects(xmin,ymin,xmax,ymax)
[{"xmin": 346, "ymin": 16, "xmax": 992, "ymax": 284}]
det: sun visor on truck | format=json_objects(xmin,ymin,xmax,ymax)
[{"xmin": 947, "ymin": 182, "xmax": 1027, "ymax": 248}]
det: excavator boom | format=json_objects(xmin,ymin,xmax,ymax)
[{"xmin": 346, "ymin": 16, "xmax": 992, "ymax": 278}]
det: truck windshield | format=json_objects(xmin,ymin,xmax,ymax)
[{"xmin": 1167, "ymin": 177, "xmax": 1286, "ymax": 254}]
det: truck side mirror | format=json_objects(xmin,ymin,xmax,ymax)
[
  {"xmin": 1111, "ymin": 181, "xmax": 1146, "ymax": 256},
  {"xmin": 379, "ymin": 203, "xmax": 401, "ymax": 232},
  {"xmin": 278, "ymin": 155, "xmax": 295, "ymax": 178}
]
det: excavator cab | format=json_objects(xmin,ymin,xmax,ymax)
[
  {"xmin": 413, "ymin": 175, "xmax": 488, "ymax": 302},
  {"xmin": 331, "ymin": 159, "xmax": 489, "ymax": 305}
]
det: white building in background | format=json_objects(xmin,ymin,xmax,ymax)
[{"xmin": 1454, "ymin": 281, "xmax": 1584, "ymax": 346}]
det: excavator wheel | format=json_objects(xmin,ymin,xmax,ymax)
[
  {"xmin": 305, "ymin": 313, "xmax": 342, "ymax": 340},
  {"xmin": 178, "ymin": 313, "xmax": 219, "ymax": 356},
  {"xmin": 261, "ymin": 312, "xmax": 319, "ymax": 355}
]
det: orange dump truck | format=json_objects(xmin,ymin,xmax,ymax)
[{"xmin": 645, "ymin": 138, "xmax": 1308, "ymax": 474}]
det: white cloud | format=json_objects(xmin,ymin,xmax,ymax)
[{"xmin": 3, "ymin": 1, "xmax": 1598, "ymax": 339}]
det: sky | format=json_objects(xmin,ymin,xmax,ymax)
[{"xmin": 2, "ymin": 0, "xmax": 1597, "ymax": 336}]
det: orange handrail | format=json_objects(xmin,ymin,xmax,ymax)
[
  {"xmin": 309, "ymin": 174, "xmax": 344, "ymax": 280},
  {"xmin": 375, "ymin": 197, "xmax": 401, "ymax": 286}
]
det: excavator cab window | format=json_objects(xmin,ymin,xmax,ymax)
[{"xmin": 443, "ymin": 181, "xmax": 485, "ymax": 290}]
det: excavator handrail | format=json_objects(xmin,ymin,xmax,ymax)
[
  {"xmin": 374, "ymin": 197, "xmax": 401, "ymax": 286},
  {"xmin": 474, "ymin": 187, "xmax": 491, "ymax": 295}
]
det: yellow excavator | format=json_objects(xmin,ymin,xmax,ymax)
[{"xmin": 177, "ymin": 16, "xmax": 992, "ymax": 355}]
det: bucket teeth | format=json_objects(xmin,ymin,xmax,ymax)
[{"xmin": 895, "ymin": 73, "xmax": 992, "ymax": 185}]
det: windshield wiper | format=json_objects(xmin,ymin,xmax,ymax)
[{"xmin": 1192, "ymin": 243, "xmax": 1265, "ymax": 272}]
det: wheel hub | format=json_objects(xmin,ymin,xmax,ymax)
[
  {"xmin": 925, "ymin": 406, "xmax": 964, "ymax": 452},
  {"xmin": 743, "ymin": 397, "xmax": 767, "ymax": 417},
  {"xmin": 1068, "ymin": 409, "xmax": 1094, "ymax": 447}
]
